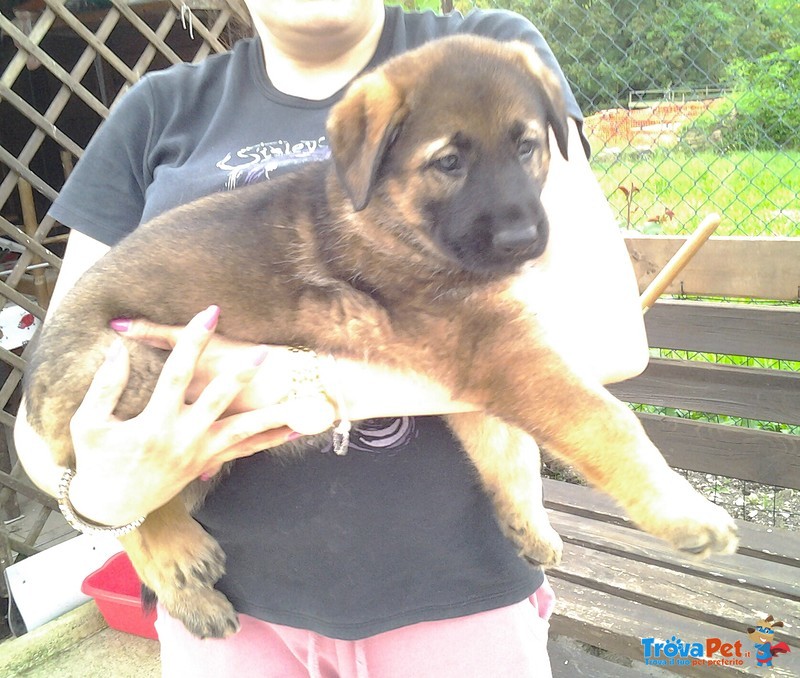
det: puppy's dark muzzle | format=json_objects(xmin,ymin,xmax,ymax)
[{"xmin": 491, "ymin": 224, "xmax": 542, "ymax": 256}]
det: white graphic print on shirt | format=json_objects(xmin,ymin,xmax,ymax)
[{"xmin": 217, "ymin": 137, "xmax": 330, "ymax": 189}]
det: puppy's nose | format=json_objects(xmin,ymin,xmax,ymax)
[{"xmin": 491, "ymin": 225, "xmax": 540, "ymax": 254}]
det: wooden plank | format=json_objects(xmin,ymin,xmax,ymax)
[
  {"xmin": 548, "ymin": 510, "xmax": 800, "ymax": 603},
  {"xmin": 609, "ymin": 359, "xmax": 800, "ymax": 426},
  {"xmin": 548, "ymin": 636, "xmax": 658, "ymax": 677},
  {"xmin": 0, "ymin": 83, "xmax": 83, "ymax": 159},
  {"xmin": 640, "ymin": 214, "xmax": 722, "ymax": 313},
  {"xmin": 0, "ymin": 278, "xmax": 46, "ymax": 319},
  {"xmin": 0, "ymin": 216, "xmax": 62, "ymax": 270},
  {"xmin": 550, "ymin": 579, "xmax": 800, "ymax": 677},
  {"xmin": 166, "ymin": 0, "xmax": 229, "ymax": 56},
  {"xmin": 0, "ymin": 8, "xmax": 56, "ymax": 91},
  {"xmin": 0, "ymin": 12, "xmax": 109, "ymax": 119},
  {"xmin": 626, "ymin": 235, "xmax": 800, "ymax": 301},
  {"xmin": 0, "ymin": 281, "xmax": 46, "ymax": 321},
  {"xmin": 190, "ymin": 6, "xmax": 234, "ymax": 63},
  {"xmin": 0, "ymin": 10, "xmax": 110, "ymax": 211},
  {"xmin": 638, "ymin": 414, "xmax": 800, "ymax": 490},
  {"xmin": 0, "ymin": 347, "xmax": 26, "ymax": 374},
  {"xmin": 645, "ymin": 300, "xmax": 800, "ymax": 362},
  {"xmin": 543, "ymin": 479, "xmax": 800, "ymax": 568},
  {"xmin": 0, "ymin": 147, "xmax": 58, "ymax": 202},
  {"xmin": 110, "ymin": 0, "xmax": 183, "ymax": 66},
  {"xmin": 0, "ymin": 471, "xmax": 57, "ymax": 510},
  {"xmin": 44, "ymin": 1, "xmax": 138, "ymax": 84},
  {"xmin": 125, "ymin": 8, "xmax": 180, "ymax": 97},
  {"xmin": 551, "ymin": 537, "xmax": 800, "ymax": 643},
  {"xmin": 547, "ymin": 496, "xmax": 800, "ymax": 676}
]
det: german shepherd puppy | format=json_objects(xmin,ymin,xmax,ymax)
[{"xmin": 24, "ymin": 36, "xmax": 738, "ymax": 638}]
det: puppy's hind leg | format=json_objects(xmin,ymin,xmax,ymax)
[
  {"xmin": 119, "ymin": 496, "xmax": 238, "ymax": 639},
  {"xmin": 446, "ymin": 412, "xmax": 562, "ymax": 567}
]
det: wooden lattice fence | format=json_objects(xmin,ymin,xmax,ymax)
[{"xmin": 0, "ymin": 0, "xmax": 240, "ymax": 595}]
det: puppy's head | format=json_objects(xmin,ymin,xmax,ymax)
[{"xmin": 327, "ymin": 35, "xmax": 570, "ymax": 275}]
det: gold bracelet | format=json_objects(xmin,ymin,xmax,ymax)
[{"xmin": 57, "ymin": 468, "xmax": 145, "ymax": 537}]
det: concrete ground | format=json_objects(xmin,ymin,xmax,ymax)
[{"xmin": 0, "ymin": 602, "xmax": 159, "ymax": 677}]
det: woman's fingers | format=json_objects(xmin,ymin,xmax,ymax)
[
  {"xmin": 146, "ymin": 305, "xmax": 220, "ymax": 415},
  {"xmin": 182, "ymin": 345, "xmax": 270, "ymax": 433},
  {"xmin": 72, "ymin": 340, "xmax": 130, "ymax": 426},
  {"xmin": 199, "ymin": 413, "xmax": 301, "ymax": 481},
  {"xmin": 205, "ymin": 402, "xmax": 299, "ymax": 456},
  {"xmin": 202, "ymin": 426, "xmax": 299, "ymax": 478},
  {"xmin": 110, "ymin": 317, "xmax": 183, "ymax": 350}
]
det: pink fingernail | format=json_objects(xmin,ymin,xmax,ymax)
[
  {"xmin": 252, "ymin": 346, "xmax": 269, "ymax": 367},
  {"xmin": 109, "ymin": 318, "xmax": 132, "ymax": 332},
  {"xmin": 202, "ymin": 305, "xmax": 220, "ymax": 330},
  {"xmin": 286, "ymin": 431, "xmax": 303, "ymax": 441},
  {"xmin": 200, "ymin": 472, "xmax": 213, "ymax": 482}
]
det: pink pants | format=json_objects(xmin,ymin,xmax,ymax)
[{"xmin": 156, "ymin": 578, "xmax": 555, "ymax": 678}]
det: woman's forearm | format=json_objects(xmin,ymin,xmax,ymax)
[
  {"xmin": 187, "ymin": 339, "xmax": 481, "ymax": 423},
  {"xmin": 323, "ymin": 357, "xmax": 479, "ymax": 421}
]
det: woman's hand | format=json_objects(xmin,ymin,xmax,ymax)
[
  {"xmin": 65, "ymin": 306, "xmax": 304, "ymax": 527},
  {"xmin": 109, "ymin": 312, "xmax": 296, "ymax": 416}
]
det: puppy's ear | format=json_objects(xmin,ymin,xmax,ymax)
[
  {"xmin": 327, "ymin": 72, "xmax": 408, "ymax": 211},
  {"xmin": 508, "ymin": 42, "xmax": 570, "ymax": 161}
]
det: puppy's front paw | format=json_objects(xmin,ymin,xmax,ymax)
[
  {"xmin": 135, "ymin": 526, "xmax": 226, "ymax": 591},
  {"xmin": 633, "ymin": 475, "xmax": 739, "ymax": 558},
  {"xmin": 163, "ymin": 587, "xmax": 240, "ymax": 639},
  {"xmin": 127, "ymin": 525, "xmax": 234, "ymax": 638},
  {"xmin": 507, "ymin": 518, "xmax": 564, "ymax": 568},
  {"xmin": 670, "ymin": 498, "xmax": 738, "ymax": 557}
]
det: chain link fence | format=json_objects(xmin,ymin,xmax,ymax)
[{"xmin": 451, "ymin": 0, "xmax": 800, "ymax": 238}]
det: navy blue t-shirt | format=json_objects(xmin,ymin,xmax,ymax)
[{"xmin": 50, "ymin": 6, "xmax": 585, "ymax": 639}]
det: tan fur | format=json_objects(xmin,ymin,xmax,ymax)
[{"xmin": 24, "ymin": 36, "xmax": 737, "ymax": 639}]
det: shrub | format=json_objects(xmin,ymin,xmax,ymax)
[{"xmin": 721, "ymin": 45, "xmax": 800, "ymax": 150}]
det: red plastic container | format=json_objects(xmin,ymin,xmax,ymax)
[{"xmin": 81, "ymin": 552, "xmax": 158, "ymax": 640}]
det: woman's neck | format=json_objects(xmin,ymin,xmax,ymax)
[{"xmin": 252, "ymin": 4, "xmax": 386, "ymax": 101}]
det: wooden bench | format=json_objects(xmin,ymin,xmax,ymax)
[{"xmin": 544, "ymin": 237, "xmax": 800, "ymax": 676}]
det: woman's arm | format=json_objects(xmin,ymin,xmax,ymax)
[{"xmin": 16, "ymin": 229, "xmax": 111, "ymax": 499}]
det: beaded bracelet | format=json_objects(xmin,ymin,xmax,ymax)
[
  {"xmin": 287, "ymin": 346, "xmax": 351, "ymax": 456},
  {"xmin": 57, "ymin": 468, "xmax": 145, "ymax": 537}
]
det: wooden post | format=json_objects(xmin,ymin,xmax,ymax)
[
  {"xmin": 16, "ymin": 178, "xmax": 50, "ymax": 310},
  {"xmin": 640, "ymin": 213, "xmax": 722, "ymax": 313}
]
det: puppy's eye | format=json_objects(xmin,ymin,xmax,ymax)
[
  {"xmin": 518, "ymin": 139, "xmax": 539, "ymax": 159},
  {"xmin": 433, "ymin": 153, "xmax": 463, "ymax": 174}
]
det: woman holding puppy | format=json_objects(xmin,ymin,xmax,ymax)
[{"xmin": 15, "ymin": 1, "xmax": 648, "ymax": 675}]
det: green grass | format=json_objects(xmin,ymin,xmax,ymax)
[{"xmin": 593, "ymin": 150, "xmax": 800, "ymax": 236}]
